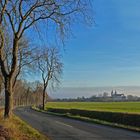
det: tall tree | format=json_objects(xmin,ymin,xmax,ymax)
[
  {"xmin": 37, "ymin": 47, "xmax": 63, "ymax": 110},
  {"xmin": 0, "ymin": 0, "xmax": 92, "ymax": 118}
]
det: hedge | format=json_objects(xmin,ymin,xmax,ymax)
[{"xmin": 47, "ymin": 108, "xmax": 140, "ymax": 127}]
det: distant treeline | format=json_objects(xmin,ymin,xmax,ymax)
[{"xmin": 54, "ymin": 95, "xmax": 140, "ymax": 102}]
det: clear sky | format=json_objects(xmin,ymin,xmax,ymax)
[{"xmin": 59, "ymin": 0, "xmax": 140, "ymax": 87}]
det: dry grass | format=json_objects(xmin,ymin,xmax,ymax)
[{"xmin": 0, "ymin": 109, "xmax": 48, "ymax": 140}]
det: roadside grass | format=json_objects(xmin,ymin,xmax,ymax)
[
  {"xmin": 0, "ymin": 109, "xmax": 48, "ymax": 140},
  {"xmin": 32, "ymin": 106, "xmax": 140, "ymax": 133},
  {"xmin": 45, "ymin": 102, "xmax": 140, "ymax": 114}
]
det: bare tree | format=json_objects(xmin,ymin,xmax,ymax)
[
  {"xmin": 13, "ymin": 80, "xmax": 44, "ymax": 107},
  {"xmin": 37, "ymin": 47, "xmax": 63, "ymax": 110},
  {"xmin": 13, "ymin": 80, "xmax": 25, "ymax": 106},
  {"xmin": 0, "ymin": 31, "xmax": 38, "ymax": 107},
  {"xmin": 33, "ymin": 82, "xmax": 44, "ymax": 106},
  {"xmin": 0, "ymin": 0, "xmax": 92, "ymax": 117},
  {"xmin": 4, "ymin": 35, "xmax": 37, "ymax": 88}
]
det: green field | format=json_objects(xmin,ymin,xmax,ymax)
[{"xmin": 46, "ymin": 102, "xmax": 140, "ymax": 114}]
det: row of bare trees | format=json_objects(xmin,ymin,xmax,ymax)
[
  {"xmin": 14, "ymin": 80, "xmax": 46, "ymax": 107},
  {"xmin": 0, "ymin": 0, "xmax": 92, "ymax": 118},
  {"xmin": 0, "ymin": 80, "xmax": 51, "ymax": 107}
]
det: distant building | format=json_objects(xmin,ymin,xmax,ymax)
[{"xmin": 111, "ymin": 90, "xmax": 126, "ymax": 101}]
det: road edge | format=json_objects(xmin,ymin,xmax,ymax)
[{"xmin": 13, "ymin": 107, "xmax": 50, "ymax": 140}]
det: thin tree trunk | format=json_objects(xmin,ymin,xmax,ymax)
[
  {"xmin": 4, "ymin": 77, "xmax": 13, "ymax": 118},
  {"xmin": 42, "ymin": 87, "xmax": 46, "ymax": 110}
]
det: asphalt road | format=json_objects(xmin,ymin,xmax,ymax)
[{"xmin": 14, "ymin": 107, "xmax": 140, "ymax": 140}]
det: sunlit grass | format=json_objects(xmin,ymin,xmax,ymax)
[
  {"xmin": 0, "ymin": 109, "xmax": 48, "ymax": 140},
  {"xmin": 45, "ymin": 102, "xmax": 140, "ymax": 114}
]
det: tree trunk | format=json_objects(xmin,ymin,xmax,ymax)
[
  {"xmin": 4, "ymin": 77, "xmax": 13, "ymax": 118},
  {"xmin": 42, "ymin": 87, "xmax": 46, "ymax": 110}
]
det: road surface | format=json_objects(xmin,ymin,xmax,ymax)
[{"xmin": 14, "ymin": 107, "xmax": 140, "ymax": 140}]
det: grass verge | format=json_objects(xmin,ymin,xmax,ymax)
[
  {"xmin": 0, "ymin": 109, "xmax": 48, "ymax": 140},
  {"xmin": 32, "ymin": 106, "xmax": 140, "ymax": 133}
]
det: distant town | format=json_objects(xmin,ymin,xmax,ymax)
[{"xmin": 54, "ymin": 90, "xmax": 140, "ymax": 102}]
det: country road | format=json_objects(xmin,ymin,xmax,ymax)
[{"xmin": 14, "ymin": 107, "xmax": 140, "ymax": 140}]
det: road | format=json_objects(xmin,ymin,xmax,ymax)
[{"xmin": 14, "ymin": 107, "xmax": 140, "ymax": 140}]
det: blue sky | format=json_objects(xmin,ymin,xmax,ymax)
[
  {"xmin": 28, "ymin": 0, "xmax": 140, "ymax": 88},
  {"xmin": 58, "ymin": 0, "xmax": 140, "ymax": 87}
]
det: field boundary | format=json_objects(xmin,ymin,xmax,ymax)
[
  {"xmin": 32, "ymin": 106, "xmax": 140, "ymax": 133},
  {"xmin": 47, "ymin": 108, "xmax": 140, "ymax": 127}
]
